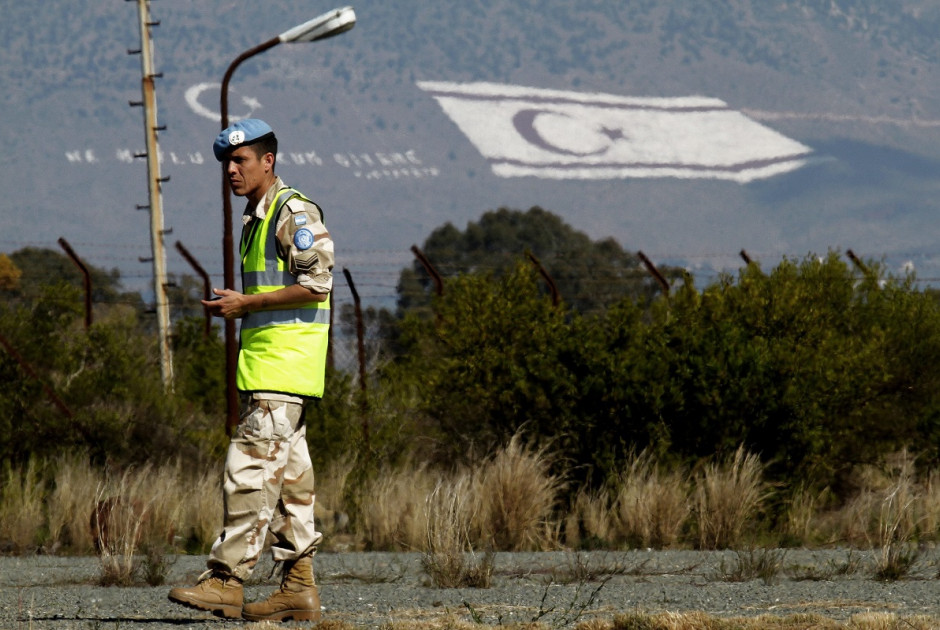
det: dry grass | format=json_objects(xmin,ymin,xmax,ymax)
[
  {"xmin": 0, "ymin": 458, "xmax": 45, "ymax": 552},
  {"xmin": 476, "ymin": 434, "xmax": 563, "ymax": 551},
  {"xmin": 317, "ymin": 454, "xmax": 355, "ymax": 522},
  {"xmin": 13, "ymin": 447, "xmax": 940, "ymax": 559},
  {"xmin": 782, "ymin": 483, "xmax": 831, "ymax": 545},
  {"xmin": 180, "ymin": 465, "xmax": 222, "ymax": 552},
  {"xmin": 46, "ymin": 453, "xmax": 100, "ymax": 553},
  {"xmin": 422, "ymin": 472, "xmax": 494, "ymax": 588},
  {"xmin": 871, "ymin": 459, "xmax": 919, "ymax": 581},
  {"xmin": 822, "ymin": 452, "xmax": 927, "ymax": 558},
  {"xmin": 693, "ymin": 446, "xmax": 768, "ymax": 550},
  {"xmin": 916, "ymin": 468, "xmax": 940, "ymax": 538},
  {"xmin": 94, "ymin": 471, "xmax": 150, "ymax": 585},
  {"xmin": 614, "ymin": 451, "xmax": 690, "ymax": 549},
  {"xmin": 833, "ymin": 489, "xmax": 882, "ymax": 545},
  {"xmin": 602, "ymin": 611, "xmax": 940, "ymax": 630},
  {"xmin": 565, "ymin": 488, "xmax": 616, "ymax": 549},
  {"xmin": 244, "ymin": 622, "xmax": 363, "ymax": 630},
  {"xmin": 93, "ymin": 462, "xmax": 189, "ymax": 585},
  {"xmin": 716, "ymin": 547, "xmax": 787, "ymax": 585},
  {"xmin": 357, "ymin": 435, "xmax": 562, "ymax": 553},
  {"xmin": 242, "ymin": 611, "xmax": 940, "ymax": 630},
  {"xmin": 144, "ymin": 462, "xmax": 186, "ymax": 546},
  {"xmin": 358, "ymin": 461, "xmax": 436, "ymax": 550}
]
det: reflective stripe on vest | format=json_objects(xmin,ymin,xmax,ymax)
[
  {"xmin": 242, "ymin": 306, "xmax": 331, "ymax": 329},
  {"xmin": 237, "ymin": 187, "xmax": 329, "ymax": 397},
  {"xmin": 242, "ymin": 269, "xmax": 295, "ymax": 288}
]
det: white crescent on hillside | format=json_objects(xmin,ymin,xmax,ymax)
[{"xmin": 184, "ymin": 83, "xmax": 262, "ymax": 123}]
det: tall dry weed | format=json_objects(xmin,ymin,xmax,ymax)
[
  {"xmin": 46, "ymin": 453, "xmax": 100, "ymax": 553},
  {"xmin": 94, "ymin": 467, "xmax": 150, "ymax": 585},
  {"xmin": 871, "ymin": 456, "xmax": 919, "ymax": 580},
  {"xmin": 94, "ymin": 463, "xmax": 183, "ymax": 585},
  {"xmin": 0, "ymin": 458, "xmax": 45, "ymax": 552},
  {"xmin": 782, "ymin": 483, "xmax": 831, "ymax": 546},
  {"xmin": 832, "ymin": 489, "xmax": 880, "ymax": 546},
  {"xmin": 359, "ymin": 462, "xmax": 435, "ymax": 550},
  {"xmin": 565, "ymin": 488, "xmax": 615, "ymax": 549},
  {"xmin": 693, "ymin": 446, "xmax": 767, "ymax": 550},
  {"xmin": 477, "ymin": 434, "xmax": 562, "ymax": 551},
  {"xmin": 422, "ymin": 473, "xmax": 493, "ymax": 588},
  {"xmin": 614, "ymin": 451, "xmax": 690, "ymax": 549},
  {"xmin": 317, "ymin": 454, "xmax": 354, "ymax": 513},
  {"xmin": 143, "ymin": 462, "xmax": 184, "ymax": 544},
  {"xmin": 314, "ymin": 454, "xmax": 354, "ymax": 537},
  {"xmin": 917, "ymin": 469, "xmax": 940, "ymax": 539},
  {"xmin": 181, "ymin": 465, "xmax": 222, "ymax": 552},
  {"xmin": 829, "ymin": 453, "xmax": 921, "ymax": 549}
]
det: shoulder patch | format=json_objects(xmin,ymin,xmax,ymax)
[
  {"xmin": 294, "ymin": 227, "xmax": 315, "ymax": 251},
  {"xmin": 282, "ymin": 197, "xmax": 305, "ymax": 213},
  {"xmin": 293, "ymin": 214, "xmax": 308, "ymax": 226},
  {"xmin": 282, "ymin": 194, "xmax": 324, "ymax": 223}
]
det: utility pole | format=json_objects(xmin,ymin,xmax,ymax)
[{"xmin": 129, "ymin": 0, "xmax": 174, "ymax": 389}]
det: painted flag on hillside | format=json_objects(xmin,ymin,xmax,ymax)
[{"xmin": 417, "ymin": 81, "xmax": 812, "ymax": 184}]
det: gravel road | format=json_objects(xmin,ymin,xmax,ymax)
[{"xmin": 2, "ymin": 549, "xmax": 940, "ymax": 629}]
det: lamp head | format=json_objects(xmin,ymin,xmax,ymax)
[{"xmin": 279, "ymin": 6, "xmax": 356, "ymax": 43}]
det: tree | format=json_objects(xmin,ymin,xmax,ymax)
[
  {"xmin": 340, "ymin": 206, "xmax": 680, "ymax": 392},
  {"xmin": 620, "ymin": 253, "xmax": 940, "ymax": 492},
  {"xmin": 389, "ymin": 263, "xmax": 581, "ymax": 467},
  {"xmin": 5, "ymin": 247, "xmax": 145, "ymax": 319},
  {"xmin": 0, "ymin": 253, "xmax": 21, "ymax": 291},
  {"xmin": 385, "ymin": 249, "xmax": 940, "ymax": 497},
  {"xmin": 0, "ymin": 250, "xmax": 223, "ymax": 468},
  {"xmin": 397, "ymin": 206, "xmax": 676, "ymax": 316}
]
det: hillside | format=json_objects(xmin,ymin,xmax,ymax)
[{"xmin": 1, "ymin": 0, "xmax": 939, "ymax": 299}]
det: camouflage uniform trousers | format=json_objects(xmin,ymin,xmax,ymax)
[{"xmin": 208, "ymin": 394, "xmax": 322, "ymax": 582}]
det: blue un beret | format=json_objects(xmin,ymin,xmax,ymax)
[{"xmin": 213, "ymin": 118, "xmax": 275, "ymax": 161}]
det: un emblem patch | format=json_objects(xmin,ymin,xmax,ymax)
[{"xmin": 293, "ymin": 228, "xmax": 315, "ymax": 250}]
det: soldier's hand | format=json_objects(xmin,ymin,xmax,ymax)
[{"xmin": 202, "ymin": 288, "xmax": 248, "ymax": 319}]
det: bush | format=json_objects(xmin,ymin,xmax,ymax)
[{"xmin": 385, "ymin": 252, "xmax": 940, "ymax": 504}]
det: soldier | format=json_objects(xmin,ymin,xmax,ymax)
[{"xmin": 168, "ymin": 119, "xmax": 332, "ymax": 622}]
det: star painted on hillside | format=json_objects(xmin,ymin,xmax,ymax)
[{"xmin": 600, "ymin": 126, "xmax": 627, "ymax": 142}]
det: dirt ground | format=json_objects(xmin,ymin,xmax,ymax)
[{"xmin": 2, "ymin": 548, "xmax": 940, "ymax": 628}]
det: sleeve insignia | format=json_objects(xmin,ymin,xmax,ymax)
[{"xmin": 293, "ymin": 227, "xmax": 315, "ymax": 251}]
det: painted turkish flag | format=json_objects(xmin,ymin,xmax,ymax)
[{"xmin": 417, "ymin": 81, "xmax": 812, "ymax": 183}]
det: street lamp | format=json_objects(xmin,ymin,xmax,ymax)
[{"xmin": 220, "ymin": 6, "xmax": 356, "ymax": 433}]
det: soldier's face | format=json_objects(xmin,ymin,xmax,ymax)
[{"xmin": 225, "ymin": 146, "xmax": 273, "ymax": 201}]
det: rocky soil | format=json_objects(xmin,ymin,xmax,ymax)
[{"xmin": 2, "ymin": 548, "xmax": 940, "ymax": 628}]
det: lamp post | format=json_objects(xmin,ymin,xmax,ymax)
[{"xmin": 220, "ymin": 6, "xmax": 356, "ymax": 433}]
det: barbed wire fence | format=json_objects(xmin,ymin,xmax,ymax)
[{"xmin": 3, "ymin": 237, "xmax": 940, "ymax": 383}]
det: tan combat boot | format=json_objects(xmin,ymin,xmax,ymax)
[
  {"xmin": 242, "ymin": 554, "xmax": 321, "ymax": 622},
  {"xmin": 167, "ymin": 570, "xmax": 243, "ymax": 619}
]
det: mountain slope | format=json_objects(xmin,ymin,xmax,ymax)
[{"xmin": 1, "ymin": 0, "xmax": 939, "ymax": 298}]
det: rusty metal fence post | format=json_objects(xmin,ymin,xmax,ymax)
[
  {"xmin": 175, "ymin": 241, "xmax": 213, "ymax": 337},
  {"xmin": 57, "ymin": 238, "xmax": 92, "ymax": 329},
  {"xmin": 342, "ymin": 268, "xmax": 369, "ymax": 453},
  {"xmin": 637, "ymin": 251, "xmax": 671, "ymax": 296},
  {"xmin": 410, "ymin": 245, "xmax": 443, "ymax": 296},
  {"xmin": 846, "ymin": 249, "xmax": 872, "ymax": 278},
  {"xmin": 525, "ymin": 250, "xmax": 560, "ymax": 306}
]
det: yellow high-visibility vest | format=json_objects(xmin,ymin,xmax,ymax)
[{"xmin": 237, "ymin": 187, "xmax": 329, "ymax": 398}]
